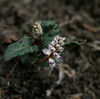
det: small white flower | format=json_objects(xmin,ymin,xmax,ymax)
[
  {"xmin": 55, "ymin": 36, "xmax": 65, "ymax": 42},
  {"xmin": 55, "ymin": 36, "xmax": 59, "ymax": 40},
  {"xmin": 59, "ymin": 40, "xmax": 65, "ymax": 46},
  {"xmin": 50, "ymin": 40, "xmax": 56, "ymax": 46},
  {"xmin": 54, "ymin": 37, "xmax": 58, "ymax": 43},
  {"xmin": 56, "ymin": 44, "xmax": 63, "ymax": 52},
  {"xmin": 56, "ymin": 44, "xmax": 61, "ymax": 48},
  {"xmin": 42, "ymin": 48, "xmax": 51, "ymax": 56},
  {"xmin": 59, "ymin": 47, "xmax": 64, "ymax": 52},
  {"xmin": 61, "ymin": 37, "xmax": 66, "ymax": 41},
  {"xmin": 53, "ymin": 52, "xmax": 62, "ymax": 61},
  {"xmin": 56, "ymin": 45, "xmax": 64, "ymax": 52},
  {"xmin": 48, "ymin": 44, "xmax": 56, "ymax": 52},
  {"xmin": 54, "ymin": 36, "xmax": 60, "ymax": 41},
  {"xmin": 35, "ymin": 29, "xmax": 40, "ymax": 33},
  {"xmin": 60, "ymin": 37, "xmax": 65, "ymax": 41},
  {"xmin": 49, "ymin": 58, "xmax": 56, "ymax": 68}
]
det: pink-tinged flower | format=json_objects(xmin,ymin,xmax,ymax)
[
  {"xmin": 49, "ymin": 58, "xmax": 56, "ymax": 68},
  {"xmin": 42, "ymin": 48, "xmax": 51, "ymax": 56},
  {"xmin": 42, "ymin": 35, "xmax": 66, "ymax": 69},
  {"xmin": 54, "ymin": 37, "xmax": 58, "ymax": 43},
  {"xmin": 53, "ymin": 52, "xmax": 62, "ymax": 61},
  {"xmin": 48, "ymin": 44, "xmax": 56, "ymax": 52},
  {"xmin": 50, "ymin": 40, "xmax": 56, "ymax": 46}
]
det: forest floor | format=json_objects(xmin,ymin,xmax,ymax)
[{"xmin": 0, "ymin": 0, "xmax": 100, "ymax": 99}]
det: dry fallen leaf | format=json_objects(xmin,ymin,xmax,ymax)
[
  {"xmin": 71, "ymin": 93, "xmax": 83, "ymax": 99},
  {"xmin": 82, "ymin": 24, "xmax": 96, "ymax": 32},
  {"xmin": 63, "ymin": 64, "xmax": 76, "ymax": 78},
  {"xmin": 0, "ymin": 24, "xmax": 18, "ymax": 44}
]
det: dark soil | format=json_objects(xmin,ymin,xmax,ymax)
[{"xmin": 0, "ymin": 0, "xmax": 100, "ymax": 99}]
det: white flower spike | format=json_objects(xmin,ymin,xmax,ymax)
[
  {"xmin": 32, "ymin": 21, "xmax": 43, "ymax": 39},
  {"xmin": 42, "ymin": 35, "xmax": 65, "ymax": 69}
]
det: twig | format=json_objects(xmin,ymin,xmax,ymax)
[
  {"xmin": 0, "ymin": 89, "xmax": 2, "ymax": 98},
  {"xmin": 88, "ymin": 43, "xmax": 100, "ymax": 51},
  {"xmin": 92, "ymin": 91, "xmax": 96, "ymax": 99},
  {"xmin": 6, "ymin": 64, "xmax": 16, "ymax": 80},
  {"xmin": 64, "ymin": 70, "xmax": 74, "ymax": 78},
  {"xmin": 82, "ymin": 24, "xmax": 96, "ymax": 32},
  {"xmin": 48, "ymin": 69, "xmax": 53, "ymax": 76},
  {"xmin": 63, "ymin": 64, "xmax": 75, "ymax": 78},
  {"xmin": 59, "ymin": 15, "xmax": 82, "ymax": 27},
  {"xmin": 93, "ymin": 40, "xmax": 100, "ymax": 44}
]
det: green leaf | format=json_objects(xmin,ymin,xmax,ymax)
[
  {"xmin": 64, "ymin": 40, "xmax": 86, "ymax": 50},
  {"xmin": 21, "ymin": 54, "xmax": 29, "ymax": 63},
  {"xmin": 38, "ymin": 54, "xmax": 45, "ymax": 60},
  {"xmin": 29, "ymin": 57, "xmax": 39, "ymax": 64},
  {"xmin": 41, "ymin": 20, "xmax": 60, "ymax": 46},
  {"xmin": 27, "ymin": 23, "xmax": 32, "ymax": 32},
  {"xmin": 41, "ymin": 21, "xmax": 54, "ymax": 29},
  {"xmin": 42, "ymin": 37, "xmax": 53, "ymax": 46},
  {"xmin": 32, "ymin": 45, "xmax": 38, "ymax": 52},
  {"xmin": 3, "ymin": 35, "xmax": 38, "ymax": 61},
  {"xmin": 37, "ymin": 62, "xmax": 49, "ymax": 67},
  {"xmin": 21, "ymin": 55, "xmax": 38, "ymax": 64}
]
